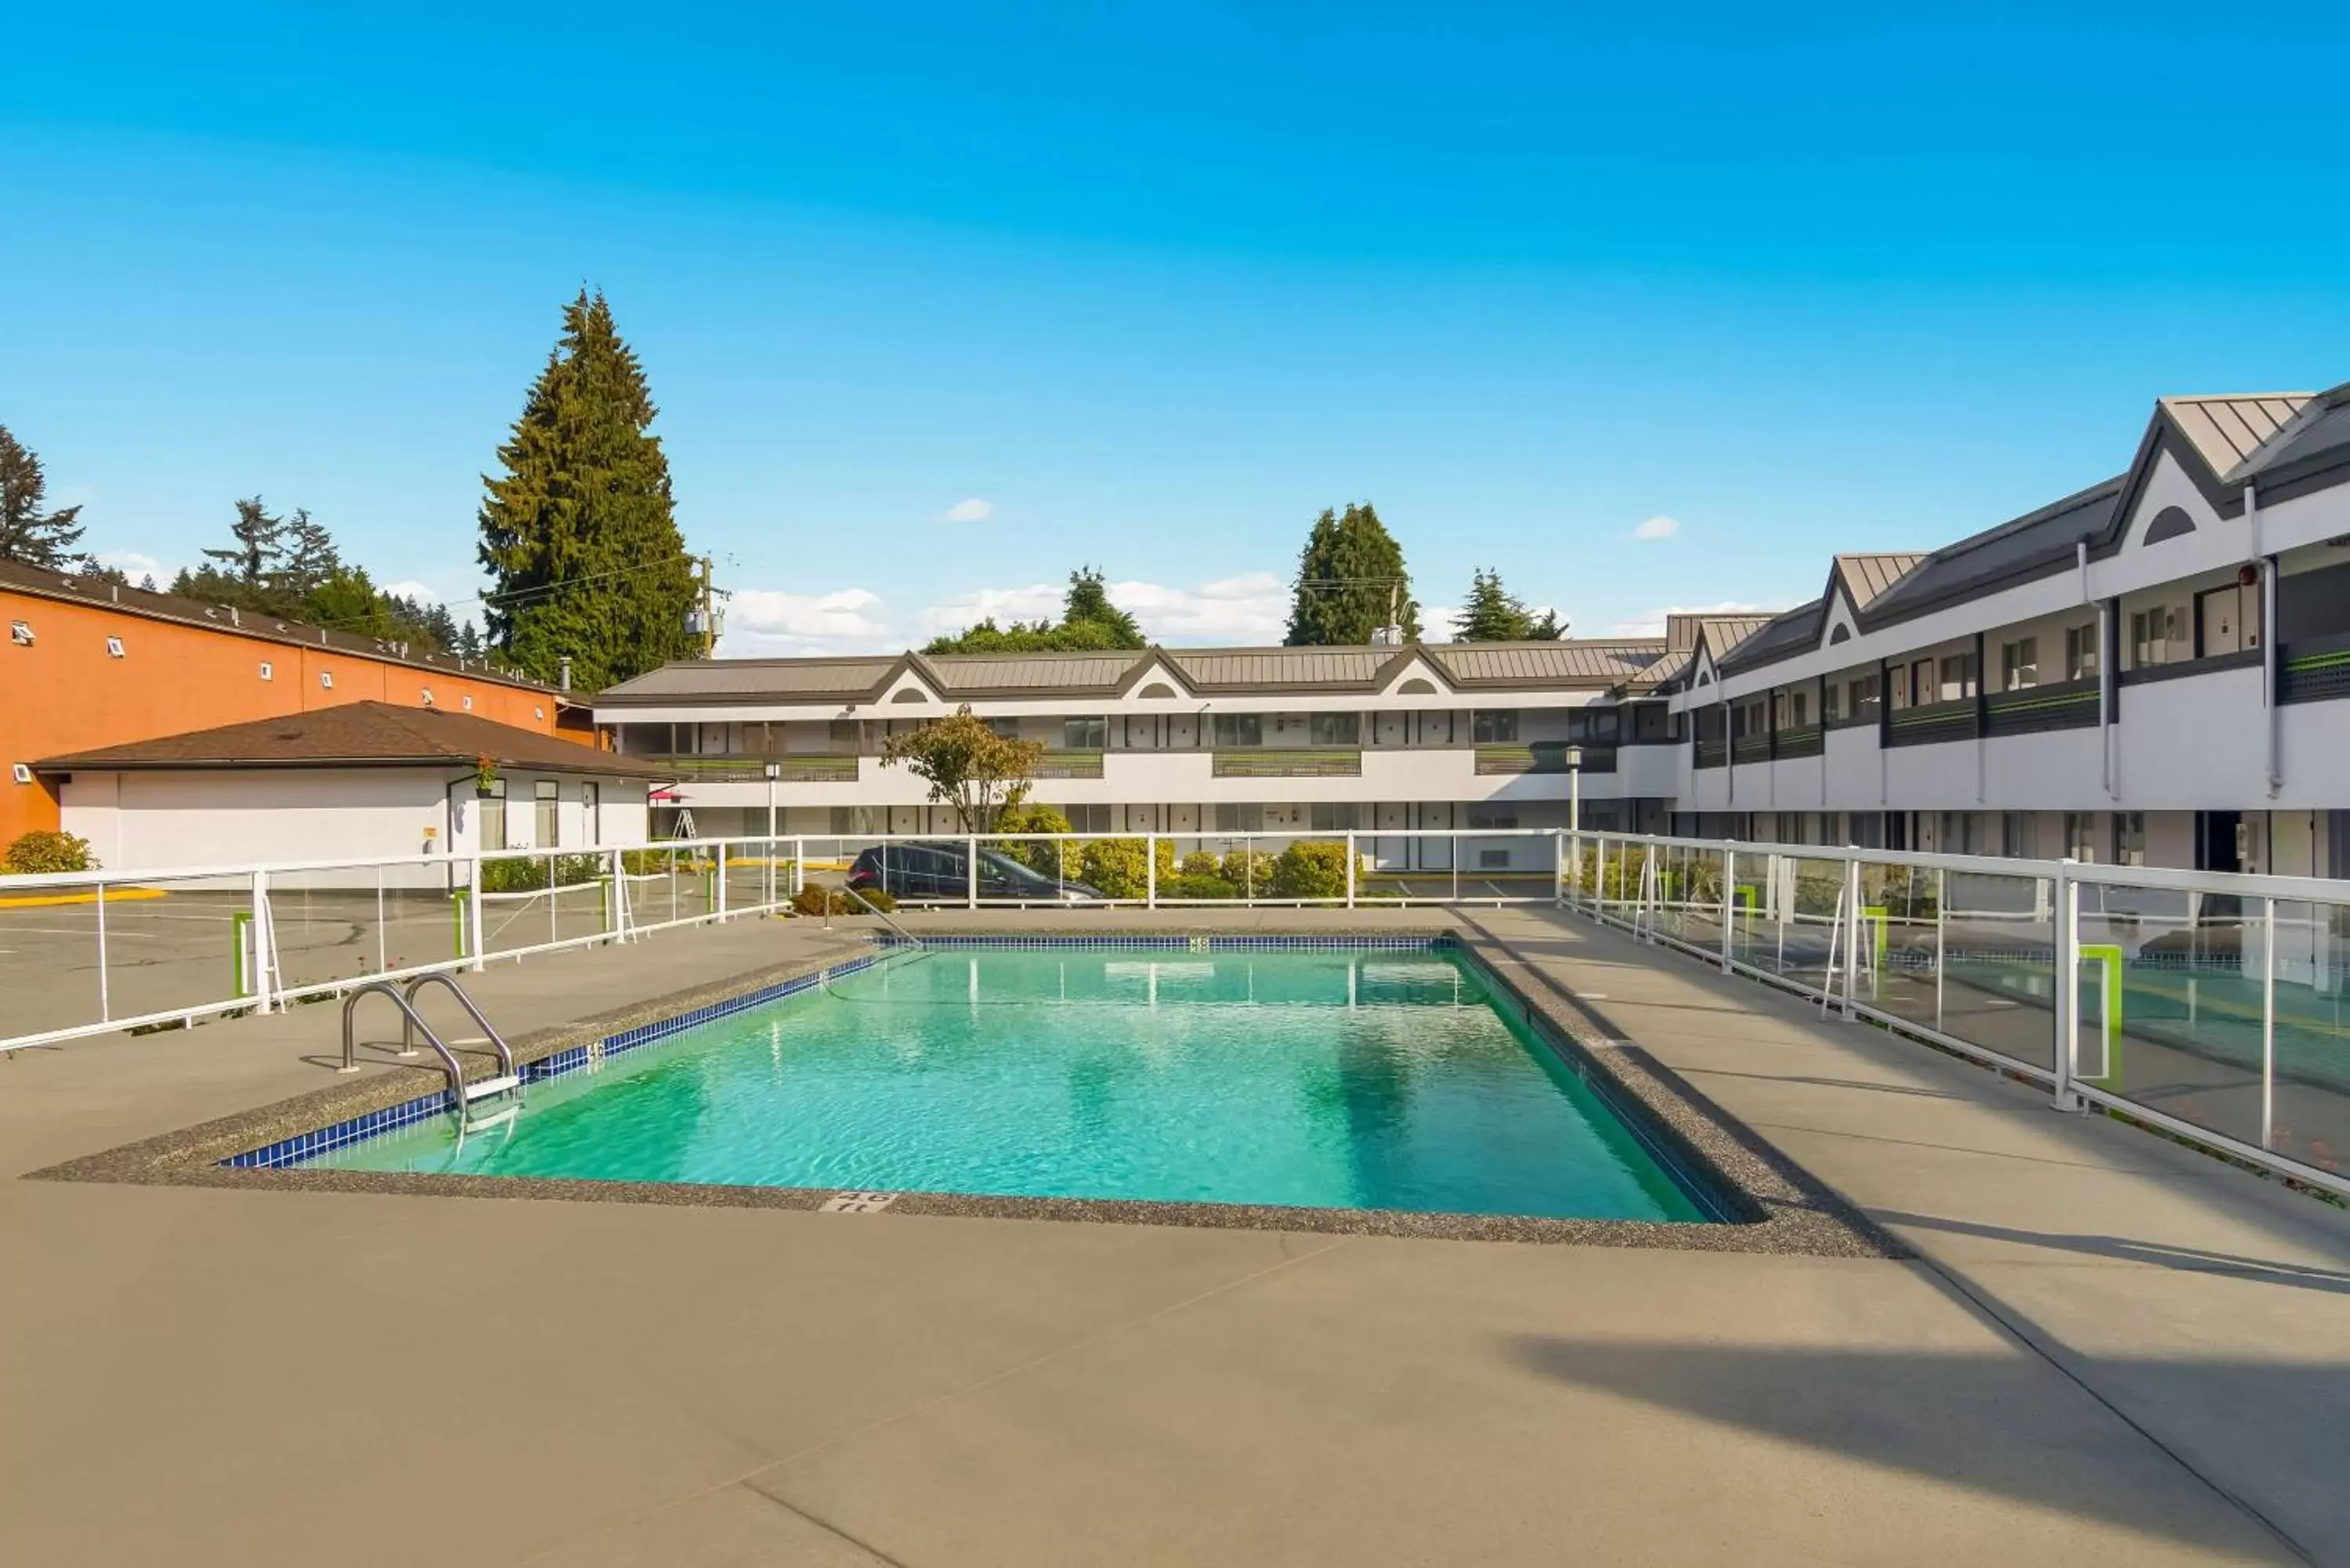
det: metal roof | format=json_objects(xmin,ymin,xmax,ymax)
[
  {"xmin": 1434, "ymin": 641, "xmax": 1661, "ymax": 684},
  {"xmin": 1172, "ymin": 648, "xmax": 1394, "ymax": 688},
  {"xmin": 35, "ymin": 701, "xmax": 660, "ymax": 777},
  {"xmin": 1856, "ymin": 476, "xmax": 2125, "ymax": 630},
  {"xmin": 2160, "ymin": 394, "xmax": 2313, "ymax": 477},
  {"xmin": 1716, "ymin": 600, "xmax": 1828, "ymax": 673},
  {"xmin": 1834, "ymin": 553, "xmax": 1928, "ymax": 609},
  {"xmin": 2229, "ymin": 381, "xmax": 2350, "ymax": 485},
  {"xmin": 926, "ymin": 653, "xmax": 1141, "ymax": 693},
  {"xmin": 598, "ymin": 658, "xmax": 897, "ymax": 699}
]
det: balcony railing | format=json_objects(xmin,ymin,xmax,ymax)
[
  {"xmin": 1730, "ymin": 735, "xmax": 1771, "ymax": 765},
  {"xmin": 2281, "ymin": 631, "xmax": 2350, "ymax": 704},
  {"xmin": 649, "ymin": 754, "xmax": 860, "ymax": 782},
  {"xmin": 1983, "ymin": 677, "xmax": 2099, "ymax": 736},
  {"xmin": 1212, "ymin": 748, "xmax": 1362, "ymax": 778},
  {"xmin": 1885, "ymin": 701, "xmax": 1977, "ymax": 747},
  {"xmin": 1694, "ymin": 739, "xmax": 1728, "ymax": 769},
  {"xmin": 1773, "ymin": 724, "xmax": 1823, "ymax": 760},
  {"xmin": 1473, "ymin": 742, "xmax": 1616, "ymax": 775},
  {"xmin": 1032, "ymin": 750, "xmax": 1106, "ymax": 779}
]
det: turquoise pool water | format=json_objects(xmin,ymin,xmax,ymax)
[{"xmin": 309, "ymin": 948, "xmax": 1708, "ymax": 1221}]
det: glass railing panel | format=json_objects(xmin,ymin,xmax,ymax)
[
  {"xmin": 2267, "ymin": 898, "xmax": 2350, "ymax": 1178},
  {"xmin": 1937, "ymin": 869, "xmax": 2055, "ymax": 1071}
]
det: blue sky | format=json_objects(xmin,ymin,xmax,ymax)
[{"xmin": 5, "ymin": 3, "xmax": 2345, "ymax": 654}]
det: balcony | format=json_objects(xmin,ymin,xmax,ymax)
[
  {"xmin": 1730, "ymin": 734, "xmax": 1771, "ymax": 765},
  {"xmin": 1211, "ymin": 748, "xmax": 1362, "ymax": 779},
  {"xmin": 1885, "ymin": 701, "xmax": 1976, "ymax": 748},
  {"xmin": 650, "ymin": 754, "xmax": 859, "ymax": 782},
  {"xmin": 1473, "ymin": 742, "xmax": 1616, "ymax": 776},
  {"xmin": 1983, "ymin": 677, "xmax": 2099, "ymax": 736},
  {"xmin": 2281, "ymin": 632, "xmax": 2350, "ymax": 704},
  {"xmin": 1032, "ymin": 750, "xmax": 1106, "ymax": 779},
  {"xmin": 1773, "ymin": 724, "xmax": 1823, "ymax": 760},
  {"xmin": 1694, "ymin": 739, "xmax": 1728, "ymax": 769}
]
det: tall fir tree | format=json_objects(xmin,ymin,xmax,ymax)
[
  {"xmin": 926, "ymin": 566, "xmax": 1148, "ymax": 654},
  {"xmin": 0, "ymin": 425, "xmax": 87, "ymax": 568},
  {"xmin": 201, "ymin": 496, "xmax": 289, "ymax": 592},
  {"xmin": 1284, "ymin": 502, "xmax": 1420, "ymax": 645},
  {"xmin": 478, "ymin": 289, "xmax": 697, "ymax": 691},
  {"xmin": 1450, "ymin": 567, "xmax": 1565, "ymax": 641}
]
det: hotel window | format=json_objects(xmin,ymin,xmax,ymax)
[
  {"xmin": 2130, "ymin": 605, "xmax": 2185, "ymax": 667},
  {"xmin": 1936, "ymin": 652, "xmax": 1976, "ymax": 703},
  {"xmin": 2063, "ymin": 812, "xmax": 2097, "ymax": 862},
  {"xmin": 533, "ymin": 780, "xmax": 559, "ymax": 847},
  {"xmin": 1211, "ymin": 713, "xmax": 1263, "ymax": 747},
  {"xmin": 1999, "ymin": 637, "xmax": 2038, "ymax": 692},
  {"xmin": 1936, "ymin": 811, "xmax": 1978, "ymax": 854},
  {"xmin": 1471, "ymin": 710, "xmax": 1519, "ymax": 743},
  {"xmin": 2064, "ymin": 623, "xmax": 2099, "ymax": 681},
  {"xmin": 984, "ymin": 717, "xmax": 1020, "ymax": 741},
  {"xmin": 1821, "ymin": 683, "xmax": 1842, "ymax": 723},
  {"xmin": 1061, "ymin": 716, "xmax": 1108, "ymax": 750},
  {"xmin": 479, "ymin": 779, "xmax": 508, "ymax": 851},
  {"xmin": 581, "ymin": 782, "xmax": 600, "ymax": 846},
  {"xmin": 1466, "ymin": 807, "xmax": 1520, "ymax": 830},
  {"xmin": 1849, "ymin": 672, "xmax": 1880, "ymax": 716},
  {"xmin": 320, "ymin": 670, "xmax": 335, "ymax": 689},
  {"xmin": 2112, "ymin": 811, "xmax": 2146, "ymax": 867},
  {"xmin": 1307, "ymin": 711, "xmax": 1360, "ymax": 746},
  {"xmin": 461, "ymin": 695, "xmax": 473, "ymax": 711},
  {"xmin": 1213, "ymin": 802, "xmax": 1264, "ymax": 833},
  {"xmin": 1309, "ymin": 802, "xmax": 1359, "ymax": 833},
  {"xmin": 2001, "ymin": 812, "xmax": 2037, "ymax": 858},
  {"xmin": 258, "ymin": 661, "xmax": 273, "ymax": 681},
  {"xmin": 7, "ymin": 620, "xmax": 31, "ymax": 646},
  {"xmin": 827, "ymin": 806, "xmax": 884, "ymax": 835},
  {"xmin": 829, "ymin": 718, "xmax": 864, "ymax": 752}
]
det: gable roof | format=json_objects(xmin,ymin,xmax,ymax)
[
  {"xmin": 2228, "ymin": 380, "xmax": 2350, "ymax": 491},
  {"xmin": 1833, "ymin": 552, "xmax": 1928, "ymax": 610},
  {"xmin": 2160, "ymin": 393, "xmax": 2314, "ymax": 478},
  {"xmin": 35, "ymin": 701, "xmax": 662, "ymax": 777}
]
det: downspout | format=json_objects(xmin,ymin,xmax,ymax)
[{"xmin": 2254, "ymin": 482, "xmax": 2280, "ymax": 796}]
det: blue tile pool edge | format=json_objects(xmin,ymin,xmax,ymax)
[{"xmin": 225, "ymin": 935, "xmax": 1462, "ymax": 1171}]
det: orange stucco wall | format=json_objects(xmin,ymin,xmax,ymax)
[{"xmin": 2, "ymin": 587, "xmax": 571, "ymax": 845}]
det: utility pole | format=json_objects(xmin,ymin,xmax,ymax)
[{"xmin": 694, "ymin": 555, "xmax": 718, "ymax": 658}]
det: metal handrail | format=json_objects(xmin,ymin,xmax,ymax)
[
  {"xmin": 399, "ymin": 973, "xmax": 515, "ymax": 1081},
  {"xmin": 838, "ymin": 880, "xmax": 926, "ymax": 950},
  {"xmin": 339, "ymin": 981, "xmax": 474, "ymax": 1102}
]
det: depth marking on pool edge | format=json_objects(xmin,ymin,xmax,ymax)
[{"xmin": 820, "ymin": 1190, "xmax": 901, "ymax": 1213}]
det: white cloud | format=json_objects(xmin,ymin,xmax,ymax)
[
  {"xmin": 1607, "ymin": 600, "xmax": 1776, "ymax": 638},
  {"xmin": 94, "ymin": 550, "xmax": 175, "ymax": 587},
  {"xmin": 1103, "ymin": 572, "xmax": 1288, "ymax": 645},
  {"xmin": 720, "ymin": 587, "xmax": 894, "ymax": 656},
  {"xmin": 381, "ymin": 580, "xmax": 439, "ymax": 603},
  {"xmin": 1632, "ymin": 515, "xmax": 1680, "ymax": 540},
  {"xmin": 940, "ymin": 497, "xmax": 995, "ymax": 524},
  {"xmin": 917, "ymin": 582, "xmax": 1063, "ymax": 635}
]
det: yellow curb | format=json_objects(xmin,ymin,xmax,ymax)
[{"xmin": 0, "ymin": 887, "xmax": 168, "ymax": 909}]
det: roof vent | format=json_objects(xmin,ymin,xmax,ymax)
[{"xmin": 9, "ymin": 621, "xmax": 31, "ymax": 646}]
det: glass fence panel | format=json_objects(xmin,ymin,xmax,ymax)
[
  {"xmin": 478, "ymin": 851, "xmax": 561, "ymax": 956},
  {"xmin": 722, "ymin": 840, "xmax": 783, "ymax": 913},
  {"xmin": 86, "ymin": 873, "xmax": 255, "ymax": 1025},
  {"xmin": 2077, "ymin": 880, "xmax": 2263, "ymax": 1147},
  {"xmin": 2268, "ymin": 899, "xmax": 2350, "ymax": 1180},
  {"xmin": 1936, "ymin": 869, "xmax": 2055, "ymax": 1071},
  {"xmin": 0, "ymin": 880, "xmax": 111, "ymax": 1039},
  {"xmin": 266, "ymin": 865, "xmax": 393, "ymax": 995},
  {"xmin": 1857, "ymin": 864, "xmax": 1944, "ymax": 1038},
  {"xmin": 384, "ymin": 871, "xmax": 467, "ymax": 973}
]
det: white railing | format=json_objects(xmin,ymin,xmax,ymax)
[
  {"xmin": 1553, "ymin": 829, "xmax": 2350, "ymax": 1201},
  {"xmin": 12, "ymin": 824, "xmax": 2348, "ymax": 1201}
]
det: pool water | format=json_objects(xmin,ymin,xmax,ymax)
[{"xmin": 309, "ymin": 948, "xmax": 1709, "ymax": 1221}]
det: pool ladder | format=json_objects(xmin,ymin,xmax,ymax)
[{"xmin": 341, "ymin": 974, "xmax": 525, "ymax": 1133}]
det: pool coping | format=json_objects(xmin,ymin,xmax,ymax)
[{"xmin": 26, "ymin": 928, "xmax": 1901, "ymax": 1258}]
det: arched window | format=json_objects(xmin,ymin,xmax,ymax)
[
  {"xmin": 1397, "ymin": 677, "xmax": 1437, "ymax": 694},
  {"xmin": 2143, "ymin": 506, "xmax": 2197, "ymax": 544},
  {"xmin": 891, "ymin": 687, "xmax": 930, "ymax": 703},
  {"xmin": 1138, "ymin": 681, "xmax": 1177, "ymax": 698}
]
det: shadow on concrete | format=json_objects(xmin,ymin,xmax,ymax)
[
  {"xmin": 1681, "ymin": 1066, "xmax": 1961, "ymax": 1100},
  {"xmin": 1504, "ymin": 1334, "xmax": 2318, "ymax": 1562},
  {"xmin": 1873, "ymin": 1209, "xmax": 2350, "ymax": 1293}
]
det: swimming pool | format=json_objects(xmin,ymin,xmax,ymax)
[{"xmin": 305, "ymin": 945, "xmax": 1712, "ymax": 1222}]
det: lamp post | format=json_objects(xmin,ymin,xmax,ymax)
[
  {"xmin": 1565, "ymin": 744, "xmax": 1584, "ymax": 900},
  {"xmin": 763, "ymin": 761, "xmax": 781, "ymax": 908}
]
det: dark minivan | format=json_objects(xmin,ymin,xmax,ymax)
[{"xmin": 848, "ymin": 841, "xmax": 1102, "ymax": 905}]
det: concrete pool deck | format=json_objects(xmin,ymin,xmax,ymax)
[{"xmin": 4, "ymin": 906, "xmax": 2348, "ymax": 1565}]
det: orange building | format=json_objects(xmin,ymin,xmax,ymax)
[{"xmin": 2, "ymin": 559, "xmax": 591, "ymax": 846}]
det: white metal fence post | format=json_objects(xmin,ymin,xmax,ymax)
[
  {"xmin": 967, "ymin": 833, "xmax": 979, "ymax": 909},
  {"xmin": 793, "ymin": 838, "xmax": 805, "ymax": 900},
  {"xmin": 1721, "ymin": 845, "xmax": 1736, "ymax": 970},
  {"xmin": 95, "ymin": 873, "xmax": 112, "ymax": 1022},
  {"xmin": 1842, "ymin": 856, "xmax": 1862, "ymax": 1018},
  {"xmin": 246, "ymin": 869, "xmax": 268, "ymax": 1015},
  {"xmin": 1552, "ymin": 829, "xmax": 1564, "ymax": 909},
  {"xmin": 716, "ymin": 840, "xmax": 729, "ymax": 923},
  {"xmin": 2262, "ymin": 895, "xmax": 2277, "ymax": 1149},
  {"xmin": 2053, "ymin": 860, "xmax": 2077, "ymax": 1108},
  {"xmin": 1347, "ymin": 831, "xmax": 1358, "ymax": 909},
  {"xmin": 466, "ymin": 854, "xmax": 485, "ymax": 973},
  {"xmin": 1146, "ymin": 833, "xmax": 1158, "ymax": 910}
]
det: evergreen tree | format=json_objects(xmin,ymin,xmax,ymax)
[
  {"xmin": 0, "ymin": 425, "xmax": 87, "ymax": 568},
  {"xmin": 1285, "ymin": 502, "xmax": 1419, "ymax": 645},
  {"xmin": 924, "ymin": 566, "xmax": 1149, "ymax": 654},
  {"xmin": 275, "ymin": 508, "xmax": 341, "ymax": 605},
  {"xmin": 478, "ymin": 289, "xmax": 697, "ymax": 691},
  {"xmin": 201, "ymin": 496, "xmax": 289, "ymax": 594},
  {"xmin": 457, "ymin": 620, "xmax": 484, "ymax": 659},
  {"xmin": 1449, "ymin": 567, "xmax": 1566, "ymax": 641},
  {"xmin": 305, "ymin": 565, "xmax": 399, "ymax": 638}
]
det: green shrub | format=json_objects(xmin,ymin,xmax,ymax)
[
  {"xmin": 1179, "ymin": 850, "xmax": 1223, "ymax": 879},
  {"xmin": 1076, "ymin": 836, "xmax": 1177, "ymax": 899},
  {"xmin": 1220, "ymin": 847, "xmax": 1274, "ymax": 891},
  {"xmin": 1271, "ymin": 840, "xmax": 1351, "ymax": 900},
  {"xmin": 1161, "ymin": 873, "xmax": 1238, "ymax": 901},
  {"xmin": 992, "ymin": 804, "xmax": 1073, "ymax": 875},
  {"xmin": 4, "ymin": 830, "xmax": 99, "ymax": 875},
  {"xmin": 479, "ymin": 854, "xmax": 604, "ymax": 894},
  {"xmin": 791, "ymin": 884, "xmax": 896, "ymax": 916}
]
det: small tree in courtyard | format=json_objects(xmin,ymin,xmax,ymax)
[{"xmin": 881, "ymin": 706, "xmax": 1045, "ymax": 833}]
